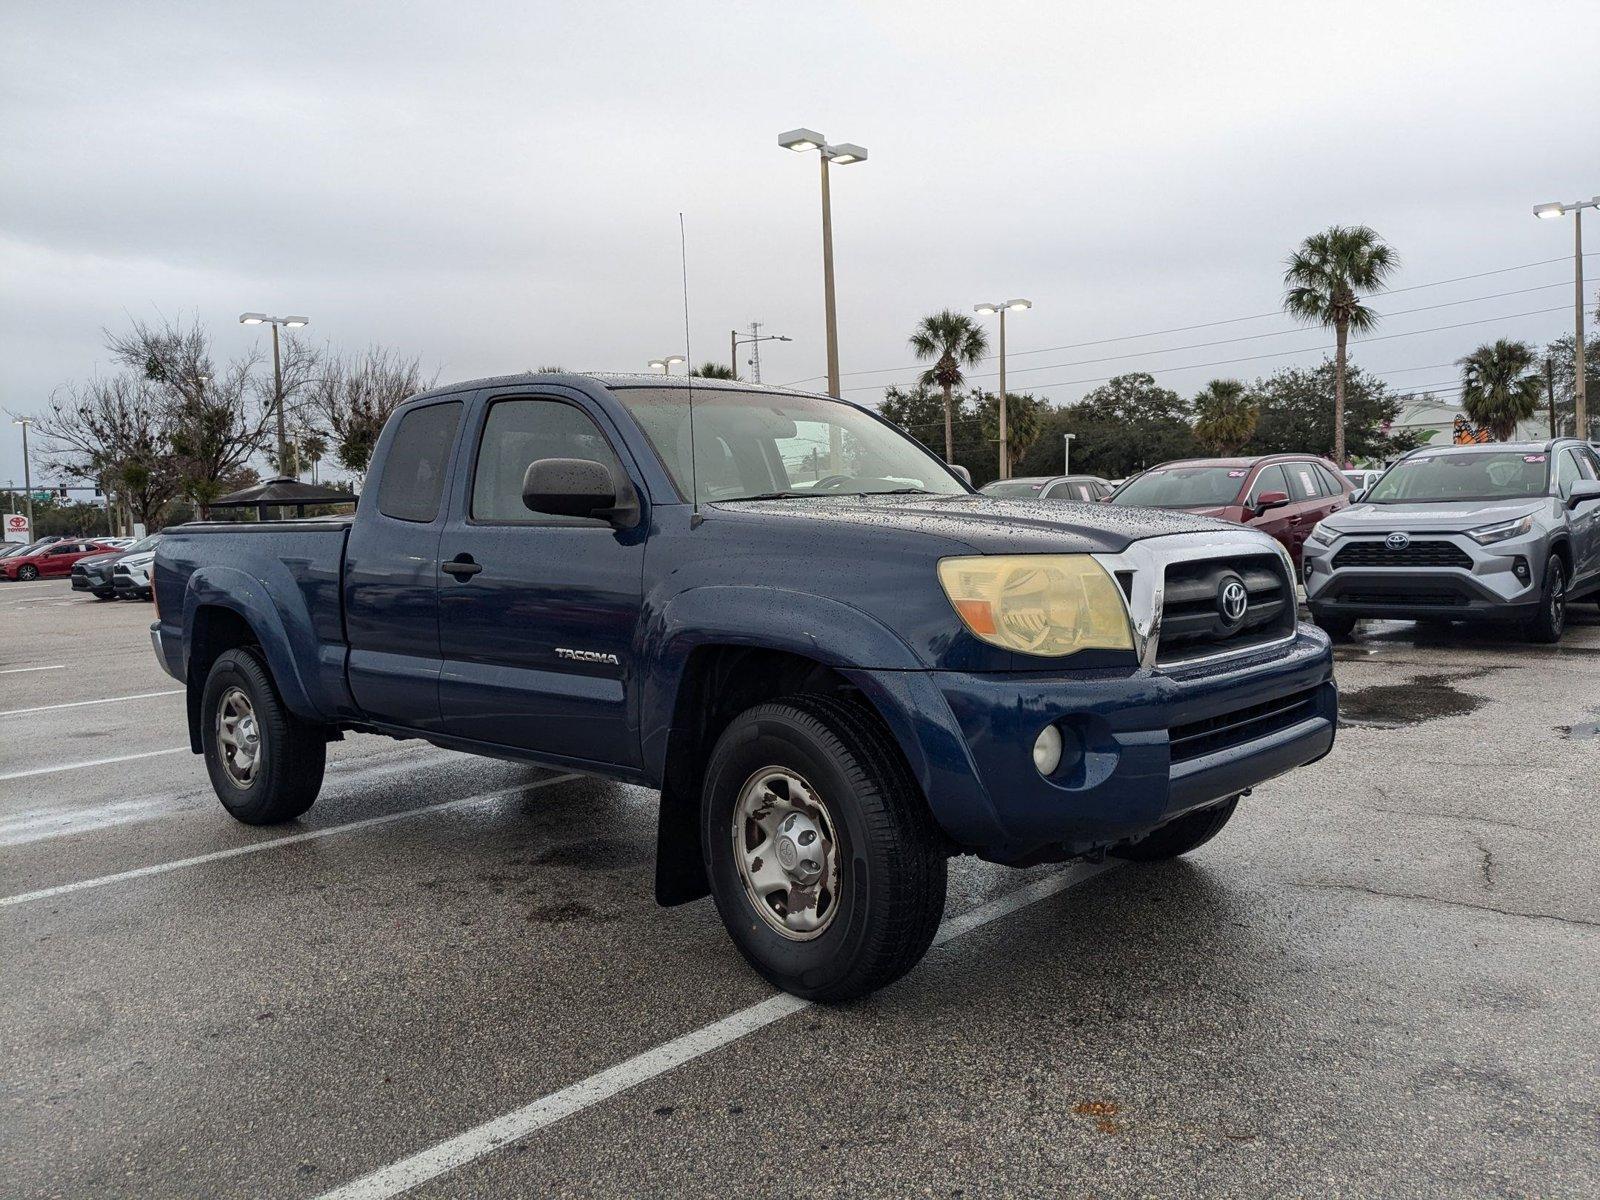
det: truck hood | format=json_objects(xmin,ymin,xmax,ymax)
[
  {"xmin": 711, "ymin": 492, "xmax": 1236, "ymax": 555},
  {"xmin": 1321, "ymin": 498, "xmax": 1548, "ymax": 534}
]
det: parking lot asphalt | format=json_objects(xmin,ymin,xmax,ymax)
[{"xmin": 2, "ymin": 580, "xmax": 1596, "ymax": 1199}]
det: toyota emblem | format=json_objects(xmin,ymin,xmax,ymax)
[
  {"xmin": 1385, "ymin": 531, "xmax": 1411, "ymax": 551},
  {"xmin": 1218, "ymin": 577, "xmax": 1249, "ymax": 624}
]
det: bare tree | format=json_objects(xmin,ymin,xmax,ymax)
[
  {"xmin": 104, "ymin": 316, "xmax": 275, "ymax": 513},
  {"xmin": 29, "ymin": 375, "xmax": 180, "ymax": 532},
  {"xmin": 308, "ymin": 347, "xmax": 433, "ymax": 478}
]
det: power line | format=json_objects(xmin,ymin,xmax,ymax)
[
  {"xmin": 781, "ymin": 253, "xmax": 1597, "ymax": 388},
  {"xmin": 849, "ymin": 302, "xmax": 1592, "ymax": 397}
]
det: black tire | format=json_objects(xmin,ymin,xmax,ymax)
[
  {"xmin": 701, "ymin": 694, "xmax": 948, "ymax": 1002},
  {"xmin": 1113, "ymin": 797, "xmax": 1238, "ymax": 862},
  {"xmin": 1310, "ymin": 607, "xmax": 1357, "ymax": 639},
  {"xmin": 200, "ymin": 648, "xmax": 326, "ymax": 825},
  {"xmin": 17, "ymin": 564, "xmax": 39, "ymax": 581},
  {"xmin": 1520, "ymin": 555, "xmax": 1566, "ymax": 644},
  {"xmin": 93, "ymin": 590, "xmax": 116, "ymax": 601}
]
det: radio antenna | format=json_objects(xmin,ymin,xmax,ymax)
[{"xmin": 680, "ymin": 211, "xmax": 701, "ymax": 525}]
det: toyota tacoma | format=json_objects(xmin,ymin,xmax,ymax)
[{"xmin": 151, "ymin": 374, "xmax": 1337, "ymax": 1000}]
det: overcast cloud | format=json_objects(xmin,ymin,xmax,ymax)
[{"xmin": 2, "ymin": 0, "xmax": 1595, "ymax": 484}]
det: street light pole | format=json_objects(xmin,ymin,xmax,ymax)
[
  {"xmin": 975, "ymin": 300, "xmax": 1032, "ymax": 480},
  {"xmin": 1063, "ymin": 432, "xmax": 1075, "ymax": 475},
  {"xmin": 731, "ymin": 324, "xmax": 791, "ymax": 382},
  {"xmin": 1533, "ymin": 195, "xmax": 1598, "ymax": 438},
  {"xmin": 12, "ymin": 418, "xmax": 33, "ymax": 535},
  {"xmin": 239, "ymin": 312, "xmax": 309, "ymax": 476},
  {"xmin": 779, "ymin": 129, "xmax": 866, "ymax": 471}
]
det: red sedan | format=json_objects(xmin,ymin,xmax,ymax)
[{"xmin": 1, "ymin": 539, "xmax": 121, "ymax": 581}]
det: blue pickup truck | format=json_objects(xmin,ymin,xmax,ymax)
[{"xmin": 152, "ymin": 374, "xmax": 1336, "ymax": 1000}]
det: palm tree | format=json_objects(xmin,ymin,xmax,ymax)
[
  {"xmin": 1282, "ymin": 226, "xmax": 1398, "ymax": 467},
  {"xmin": 689, "ymin": 362, "xmax": 738, "ymax": 380},
  {"xmin": 1192, "ymin": 379, "xmax": 1258, "ymax": 454},
  {"xmin": 1459, "ymin": 339, "xmax": 1542, "ymax": 441},
  {"xmin": 909, "ymin": 310, "xmax": 989, "ymax": 461}
]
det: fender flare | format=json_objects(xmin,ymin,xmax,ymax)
[{"xmin": 182, "ymin": 565, "xmax": 321, "ymax": 722}]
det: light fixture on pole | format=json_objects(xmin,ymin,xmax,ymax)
[
  {"xmin": 731, "ymin": 324, "xmax": 792, "ymax": 383},
  {"xmin": 11, "ymin": 417, "xmax": 33, "ymax": 536},
  {"xmin": 1533, "ymin": 195, "xmax": 1598, "ymax": 438},
  {"xmin": 974, "ymin": 299, "xmax": 1033, "ymax": 480},
  {"xmin": 1062, "ymin": 432, "xmax": 1075, "ymax": 475},
  {"xmin": 239, "ymin": 312, "xmax": 310, "ymax": 475},
  {"xmin": 648, "ymin": 356, "xmax": 686, "ymax": 375},
  {"xmin": 779, "ymin": 127, "xmax": 868, "ymax": 470}
]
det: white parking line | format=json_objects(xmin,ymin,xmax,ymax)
[
  {"xmin": 0, "ymin": 746, "xmax": 460, "ymax": 847},
  {"xmin": 0, "ymin": 664, "xmax": 66, "ymax": 674},
  {"xmin": 0, "ymin": 747, "xmax": 188, "ymax": 782},
  {"xmin": 0, "ymin": 689, "xmax": 183, "ymax": 718},
  {"xmin": 0, "ymin": 773, "xmax": 581, "ymax": 908},
  {"xmin": 314, "ymin": 861, "xmax": 1117, "ymax": 1200}
]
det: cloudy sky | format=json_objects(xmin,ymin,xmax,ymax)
[{"xmin": 2, "ymin": 0, "xmax": 1595, "ymax": 485}]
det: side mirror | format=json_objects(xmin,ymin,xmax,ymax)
[
  {"xmin": 950, "ymin": 464, "xmax": 973, "ymax": 487},
  {"xmin": 522, "ymin": 458, "xmax": 639, "ymax": 528},
  {"xmin": 1567, "ymin": 479, "xmax": 1600, "ymax": 510},
  {"xmin": 1253, "ymin": 490, "xmax": 1290, "ymax": 516}
]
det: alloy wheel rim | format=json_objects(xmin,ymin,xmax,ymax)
[
  {"xmin": 1551, "ymin": 565, "xmax": 1565, "ymax": 634},
  {"xmin": 731, "ymin": 767, "xmax": 841, "ymax": 941},
  {"xmin": 215, "ymin": 686, "xmax": 263, "ymax": 787}
]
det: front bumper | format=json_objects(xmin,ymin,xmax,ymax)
[
  {"xmin": 72, "ymin": 570, "xmax": 113, "ymax": 592},
  {"xmin": 114, "ymin": 569, "xmax": 151, "ymax": 595},
  {"xmin": 1303, "ymin": 530, "xmax": 1542, "ymax": 620},
  {"xmin": 851, "ymin": 626, "xmax": 1336, "ymax": 863}
]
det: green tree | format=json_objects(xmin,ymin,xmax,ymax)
[
  {"xmin": 689, "ymin": 362, "xmax": 738, "ymax": 380},
  {"xmin": 1282, "ymin": 225, "xmax": 1398, "ymax": 466},
  {"xmin": 908, "ymin": 310, "xmax": 989, "ymax": 462},
  {"xmin": 1541, "ymin": 332, "xmax": 1600, "ymax": 439},
  {"xmin": 1014, "ymin": 373, "xmax": 1197, "ymax": 480},
  {"xmin": 879, "ymin": 383, "xmax": 990, "ymax": 481},
  {"xmin": 973, "ymin": 390, "xmax": 1048, "ymax": 474},
  {"xmin": 1459, "ymin": 339, "xmax": 1543, "ymax": 441},
  {"xmin": 1191, "ymin": 379, "xmax": 1258, "ymax": 455},
  {"xmin": 1246, "ymin": 362, "xmax": 1416, "ymax": 462}
]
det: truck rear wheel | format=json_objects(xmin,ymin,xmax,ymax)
[
  {"xmin": 1112, "ymin": 797, "xmax": 1238, "ymax": 861},
  {"xmin": 200, "ymin": 648, "xmax": 326, "ymax": 825},
  {"xmin": 701, "ymin": 695, "xmax": 948, "ymax": 1002}
]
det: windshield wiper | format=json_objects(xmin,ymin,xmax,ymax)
[
  {"xmin": 725, "ymin": 491, "xmax": 816, "ymax": 502},
  {"xmin": 867, "ymin": 487, "xmax": 938, "ymax": 496}
]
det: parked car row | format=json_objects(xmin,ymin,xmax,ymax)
[
  {"xmin": 0, "ymin": 533, "xmax": 158, "ymax": 599},
  {"xmin": 974, "ymin": 439, "xmax": 1600, "ymax": 644}
]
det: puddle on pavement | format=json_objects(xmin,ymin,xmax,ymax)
[
  {"xmin": 1556, "ymin": 708, "xmax": 1600, "ymax": 740},
  {"xmin": 1339, "ymin": 672, "xmax": 1487, "ymax": 728}
]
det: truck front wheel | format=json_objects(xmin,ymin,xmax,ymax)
[
  {"xmin": 1112, "ymin": 797, "xmax": 1239, "ymax": 861},
  {"xmin": 200, "ymin": 648, "xmax": 326, "ymax": 825},
  {"xmin": 701, "ymin": 695, "xmax": 948, "ymax": 1002}
]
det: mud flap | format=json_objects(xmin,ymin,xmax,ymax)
[{"xmin": 653, "ymin": 782, "xmax": 709, "ymax": 905}]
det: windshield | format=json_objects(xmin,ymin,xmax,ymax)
[
  {"xmin": 1365, "ymin": 451, "xmax": 1550, "ymax": 503},
  {"xmin": 613, "ymin": 387, "xmax": 968, "ymax": 502},
  {"xmin": 124, "ymin": 534, "xmax": 161, "ymax": 554},
  {"xmin": 1111, "ymin": 466, "xmax": 1247, "ymax": 508},
  {"xmin": 980, "ymin": 479, "xmax": 1049, "ymax": 498}
]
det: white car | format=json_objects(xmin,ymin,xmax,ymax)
[
  {"xmin": 112, "ymin": 550, "xmax": 156, "ymax": 599},
  {"xmin": 1342, "ymin": 468, "xmax": 1383, "ymax": 498}
]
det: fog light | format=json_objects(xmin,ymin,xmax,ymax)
[
  {"xmin": 1032, "ymin": 724, "xmax": 1064, "ymax": 775},
  {"xmin": 1512, "ymin": 556, "xmax": 1530, "ymax": 584}
]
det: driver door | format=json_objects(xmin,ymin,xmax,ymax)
[{"xmin": 436, "ymin": 390, "xmax": 648, "ymax": 767}]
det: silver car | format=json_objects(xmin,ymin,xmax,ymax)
[{"xmin": 1303, "ymin": 438, "xmax": 1600, "ymax": 642}]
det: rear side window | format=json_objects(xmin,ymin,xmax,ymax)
[
  {"xmin": 1315, "ymin": 464, "xmax": 1347, "ymax": 495},
  {"xmin": 471, "ymin": 398, "xmax": 625, "ymax": 524},
  {"xmin": 377, "ymin": 401, "xmax": 463, "ymax": 522},
  {"xmin": 1285, "ymin": 461, "xmax": 1325, "ymax": 500}
]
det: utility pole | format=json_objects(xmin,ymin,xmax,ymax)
[
  {"xmin": 1063, "ymin": 432, "xmax": 1075, "ymax": 475},
  {"xmin": 12, "ymin": 417, "xmax": 33, "ymax": 536},
  {"xmin": 731, "ymin": 323, "xmax": 791, "ymax": 383},
  {"xmin": 1533, "ymin": 196, "xmax": 1597, "ymax": 439}
]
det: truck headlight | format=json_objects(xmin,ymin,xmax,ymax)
[
  {"xmin": 937, "ymin": 555, "xmax": 1134, "ymax": 657},
  {"xmin": 1467, "ymin": 514, "xmax": 1534, "ymax": 545}
]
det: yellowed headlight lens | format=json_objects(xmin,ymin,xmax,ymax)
[{"xmin": 936, "ymin": 555, "xmax": 1134, "ymax": 657}]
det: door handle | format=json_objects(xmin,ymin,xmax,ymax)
[{"xmin": 441, "ymin": 556, "xmax": 483, "ymax": 579}]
